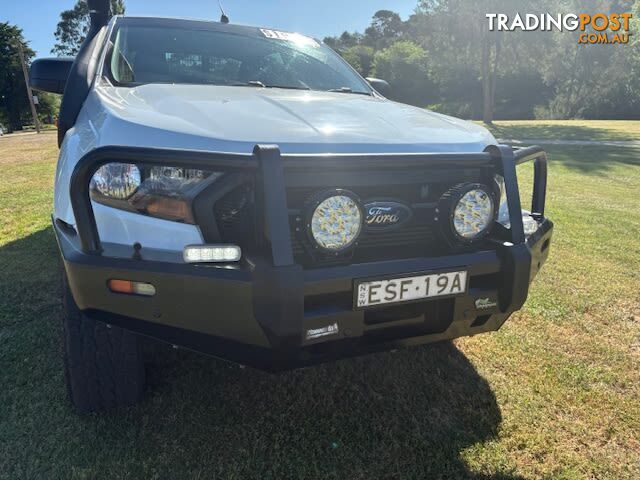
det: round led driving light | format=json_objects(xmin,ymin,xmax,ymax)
[
  {"xmin": 91, "ymin": 163, "xmax": 141, "ymax": 199},
  {"xmin": 451, "ymin": 185, "xmax": 495, "ymax": 240},
  {"xmin": 309, "ymin": 191, "xmax": 363, "ymax": 252},
  {"xmin": 439, "ymin": 183, "xmax": 496, "ymax": 243}
]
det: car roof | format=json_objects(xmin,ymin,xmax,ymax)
[{"xmin": 113, "ymin": 16, "xmax": 310, "ymax": 40}]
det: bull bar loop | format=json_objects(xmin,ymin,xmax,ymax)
[{"xmin": 69, "ymin": 144, "xmax": 548, "ymax": 266}]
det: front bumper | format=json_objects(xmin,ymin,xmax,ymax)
[{"xmin": 59, "ymin": 144, "xmax": 552, "ymax": 371}]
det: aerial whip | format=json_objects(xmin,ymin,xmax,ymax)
[{"xmin": 219, "ymin": 0, "xmax": 230, "ymax": 23}]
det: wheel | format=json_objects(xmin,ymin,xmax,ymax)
[{"xmin": 61, "ymin": 270, "xmax": 145, "ymax": 412}]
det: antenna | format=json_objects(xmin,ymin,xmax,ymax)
[{"xmin": 218, "ymin": 0, "xmax": 230, "ymax": 24}]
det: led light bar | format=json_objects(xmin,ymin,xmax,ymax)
[{"xmin": 183, "ymin": 245, "xmax": 242, "ymax": 263}]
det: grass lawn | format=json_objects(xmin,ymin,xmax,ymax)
[
  {"xmin": 479, "ymin": 120, "xmax": 640, "ymax": 142},
  {"xmin": 1, "ymin": 124, "xmax": 639, "ymax": 479}
]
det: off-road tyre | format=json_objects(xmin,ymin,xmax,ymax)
[{"xmin": 62, "ymin": 271, "xmax": 145, "ymax": 413}]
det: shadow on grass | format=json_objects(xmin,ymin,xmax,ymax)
[
  {"xmin": 2, "ymin": 227, "xmax": 521, "ymax": 479},
  {"xmin": 522, "ymin": 144, "xmax": 640, "ymax": 176},
  {"xmin": 486, "ymin": 123, "xmax": 638, "ymax": 142}
]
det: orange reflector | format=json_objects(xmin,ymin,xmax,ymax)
[
  {"xmin": 109, "ymin": 279, "xmax": 134, "ymax": 294},
  {"xmin": 108, "ymin": 279, "xmax": 156, "ymax": 296}
]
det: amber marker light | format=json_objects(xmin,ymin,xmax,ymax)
[{"xmin": 108, "ymin": 279, "xmax": 156, "ymax": 296}]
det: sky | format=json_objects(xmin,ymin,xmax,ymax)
[{"xmin": 1, "ymin": 0, "xmax": 418, "ymax": 57}]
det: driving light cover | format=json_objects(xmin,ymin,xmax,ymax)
[
  {"xmin": 453, "ymin": 188, "xmax": 495, "ymax": 239},
  {"xmin": 91, "ymin": 163, "xmax": 141, "ymax": 199},
  {"xmin": 441, "ymin": 183, "xmax": 496, "ymax": 242},
  {"xmin": 309, "ymin": 191, "xmax": 363, "ymax": 252},
  {"xmin": 183, "ymin": 245, "xmax": 241, "ymax": 263}
]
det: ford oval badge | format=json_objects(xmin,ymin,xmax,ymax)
[{"xmin": 364, "ymin": 202, "xmax": 412, "ymax": 230}]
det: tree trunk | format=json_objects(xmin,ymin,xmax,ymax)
[
  {"xmin": 481, "ymin": 35, "xmax": 493, "ymax": 124},
  {"xmin": 488, "ymin": 35, "xmax": 501, "ymax": 123}
]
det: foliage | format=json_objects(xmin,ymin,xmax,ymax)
[
  {"xmin": 372, "ymin": 41, "xmax": 435, "ymax": 106},
  {"xmin": 0, "ymin": 23, "xmax": 32, "ymax": 132},
  {"xmin": 0, "ymin": 23, "xmax": 66, "ymax": 132},
  {"xmin": 363, "ymin": 10, "xmax": 405, "ymax": 50},
  {"xmin": 52, "ymin": 0, "xmax": 125, "ymax": 56},
  {"xmin": 325, "ymin": 1, "xmax": 640, "ymax": 120},
  {"xmin": 35, "ymin": 92, "xmax": 62, "ymax": 124},
  {"xmin": 341, "ymin": 45, "xmax": 375, "ymax": 77},
  {"xmin": 324, "ymin": 31, "xmax": 362, "ymax": 52}
]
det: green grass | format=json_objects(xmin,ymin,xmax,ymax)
[
  {"xmin": 479, "ymin": 120, "xmax": 640, "ymax": 142},
  {"xmin": 1, "ymin": 126, "xmax": 640, "ymax": 479}
]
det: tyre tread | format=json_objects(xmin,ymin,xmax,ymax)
[{"xmin": 62, "ymin": 272, "xmax": 144, "ymax": 412}]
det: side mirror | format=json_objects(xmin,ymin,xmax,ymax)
[
  {"xmin": 30, "ymin": 57, "xmax": 74, "ymax": 94},
  {"xmin": 366, "ymin": 77, "xmax": 391, "ymax": 97}
]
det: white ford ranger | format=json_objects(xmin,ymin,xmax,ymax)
[{"xmin": 31, "ymin": 2, "xmax": 553, "ymax": 412}]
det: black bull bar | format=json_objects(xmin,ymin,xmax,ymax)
[{"xmin": 58, "ymin": 144, "xmax": 551, "ymax": 370}]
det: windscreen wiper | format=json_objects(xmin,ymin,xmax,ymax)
[
  {"xmin": 233, "ymin": 81, "xmax": 310, "ymax": 91},
  {"xmin": 327, "ymin": 87, "xmax": 372, "ymax": 96},
  {"xmin": 232, "ymin": 81, "xmax": 267, "ymax": 88}
]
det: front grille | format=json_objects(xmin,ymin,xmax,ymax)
[
  {"xmin": 210, "ymin": 166, "xmax": 495, "ymax": 268},
  {"xmin": 213, "ymin": 183, "xmax": 255, "ymax": 249},
  {"xmin": 287, "ymin": 181, "xmax": 466, "ymax": 266},
  {"xmin": 290, "ymin": 218, "xmax": 441, "ymax": 263}
]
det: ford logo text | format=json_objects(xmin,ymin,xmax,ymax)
[{"xmin": 364, "ymin": 202, "xmax": 412, "ymax": 230}]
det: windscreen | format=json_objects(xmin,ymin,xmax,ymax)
[{"xmin": 106, "ymin": 24, "xmax": 371, "ymax": 94}]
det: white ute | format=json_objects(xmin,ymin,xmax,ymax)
[{"xmin": 30, "ymin": 1, "xmax": 552, "ymax": 413}]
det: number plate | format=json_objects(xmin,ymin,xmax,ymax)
[{"xmin": 354, "ymin": 270, "xmax": 468, "ymax": 309}]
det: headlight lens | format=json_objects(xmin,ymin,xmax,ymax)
[
  {"xmin": 90, "ymin": 163, "xmax": 222, "ymax": 223},
  {"xmin": 310, "ymin": 193, "xmax": 362, "ymax": 251},
  {"xmin": 91, "ymin": 163, "xmax": 141, "ymax": 199},
  {"xmin": 452, "ymin": 187, "xmax": 495, "ymax": 240}
]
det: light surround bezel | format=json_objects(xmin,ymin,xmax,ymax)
[
  {"xmin": 305, "ymin": 189, "xmax": 364, "ymax": 254},
  {"xmin": 442, "ymin": 183, "xmax": 498, "ymax": 244}
]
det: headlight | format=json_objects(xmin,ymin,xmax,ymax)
[
  {"xmin": 90, "ymin": 163, "xmax": 222, "ymax": 223},
  {"xmin": 440, "ymin": 183, "xmax": 496, "ymax": 242},
  {"xmin": 91, "ymin": 163, "xmax": 141, "ymax": 199},
  {"xmin": 495, "ymin": 175, "xmax": 540, "ymax": 236},
  {"xmin": 309, "ymin": 191, "xmax": 363, "ymax": 252}
]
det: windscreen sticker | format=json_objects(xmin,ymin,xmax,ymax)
[{"xmin": 260, "ymin": 28, "xmax": 319, "ymax": 47}]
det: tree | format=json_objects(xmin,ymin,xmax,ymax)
[
  {"xmin": 325, "ymin": 0, "xmax": 640, "ymax": 120},
  {"xmin": 324, "ymin": 10, "xmax": 405, "ymax": 53},
  {"xmin": 363, "ymin": 10, "xmax": 405, "ymax": 49},
  {"xmin": 36, "ymin": 92, "xmax": 62, "ymax": 124},
  {"xmin": 0, "ymin": 23, "xmax": 35, "ymax": 132},
  {"xmin": 0, "ymin": 23, "xmax": 61, "ymax": 132},
  {"xmin": 536, "ymin": 0, "xmax": 637, "ymax": 119},
  {"xmin": 324, "ymin": 31, "xmax": 363, "ymax": 53},
  {"xmin": 341, "ymin": 45, "xmax": 375, "ymax": 77},
  {"xmin": 372, "ymin": 41, "xmax": 435, "ymax": 106},
  {"xmin": 412, "ymin": 0, "xmax": 552, "ymax": 123},
  {"xmin": 52, "ymin": 0, "xmax": 125, "ymax": 56}
]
